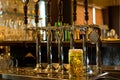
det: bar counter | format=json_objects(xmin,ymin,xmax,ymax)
[
  {"xmin": 0, "ymin": 67, "xmax": 83, "ymax": 80},
  {"xmin": 0, "ymin": 39, "xmax": 120, "ymax": 80},
  {"xmin": 0, "ymin": 67, "xmax": 67, "ymax": 80},
  {"xmin": 0, "ymin": 65, "xmax": 120, "ymax": 80}
]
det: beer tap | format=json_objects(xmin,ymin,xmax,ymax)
[
  {"xmin": 57, "ymin": 0, "xmax": 64, "ymax": 74},
  {"xmin": 47, "ymin": 0, "xmax": 51, "ymax": 25},
  {"xmin": 45, "ymin": 0, "xmax": 53, "ymax": 74},
  {"xmin": 73, "ymin": 0, "xmax": 77, "ymax": 25},
  {"xmin": 33, "ymin": 0, "xmax": 42, "ymax": 73},
  {"xmin": 89, "ymin": 24, "xmax": 102, "ymax": 74},
  {"xmin": 70, "ymin": 0, "xmax": 77, "ymax": 49},
  {"xmin": 58, "ymin": 0, "xmax": 63, "ymax": 24}
]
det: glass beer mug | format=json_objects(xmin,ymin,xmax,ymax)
[{"xmin": 69, "ymin": 49, "xmax": 83, "ymax": 78}]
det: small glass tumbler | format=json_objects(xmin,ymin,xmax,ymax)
[{"xmin": 69, "ymin": 49, "xmax": 83, "ymax": 78}]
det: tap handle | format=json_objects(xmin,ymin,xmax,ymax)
[
  {"xmin": 73, "ymin": 0, "xmax": 77, "ymax": 22},
  {"xmin": 84, "ymin": 0, "xmax": 89, "ymax": 23},
  {"xmin": 58, "ymin": 0, "xmax": 63, "ymax": 22},
  {"xmin": 34, "ymin": 1, "xmax": 39, "ymax": 24},
  {"xmin": 47, "ymin": 0, "xmax": 51, "ymax": 23},
  {"xmin": 24, "ymin": 0, "xmax": 29, "ymax": 24}
]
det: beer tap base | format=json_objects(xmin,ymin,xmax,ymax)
[{"xmin": 34, "ymin": 63, "xmax": 43, "ymax": 73}]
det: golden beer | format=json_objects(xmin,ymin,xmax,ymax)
[{"xmin": 69, "ymin": 49, "xmax": 83, "ymax": 78}]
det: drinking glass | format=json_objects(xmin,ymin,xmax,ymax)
[{"xmin": 68, "ymin": 49, "xmax": 83, "ymax": 78}]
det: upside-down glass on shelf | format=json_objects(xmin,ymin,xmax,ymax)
[{"xmin": 69, "ymin": 49, "xmax": 83, "ymax": 78}]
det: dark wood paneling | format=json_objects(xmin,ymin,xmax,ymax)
[
  {"xmin": 102, "ymin": 6, "xmax": 120, "ymax": 37},
  {"xmin": 108, "ymin": 6, "xmax": 120, "ymax": 37},
  {"xmin": 63, "ymin": 0, "xmax": 72, "ymax": 25},
  {"xmin": 48, "ymin": 0, "xmax": 72, "ymax": 25}
]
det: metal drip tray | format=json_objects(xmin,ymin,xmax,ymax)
[
  {"xmin": 96, "ymin": 66, "xmax": 120, "ymax": 80},
  {"xmin": 101, "ymin": 70, "xmax": 120, "ymax": 80}
]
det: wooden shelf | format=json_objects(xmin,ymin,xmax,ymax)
[
  {"xmin": 0, "ymin": 40, "xmax": 120, "ymax": 47},
  {"xmin": 0, "ymin": 41, "xmax": 36, "ymax": 46}
]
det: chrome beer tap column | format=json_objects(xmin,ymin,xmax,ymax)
[
  {"xmin": 81, "ymin": 25, "xmax": 88, "ymax": 73},
  {"xmin": 45, "ymin": 0, "xmax": 54, "ymax": 74},
  {"xmin": 45, "ymin": 27, "xmax": 53, "ymax": 73},
  {"xmin": 57, "ymin": 0, "xmax": 64, "ymax": 74},
  {"xmin": 83, "ymin": 0, "xmax": 89, "ymax": 73},
  {"xmin": 33, "ymin": 0, "xmax": 42, "ymax": 73},
  {"xmin": 70, "ymin": 0, "xmax": 77, "ymax": 49},
  {"xmin": 57, "ymin": 27, "xmax": 64, "ymax": 74},
  {"xmin": 95, "ymin": 27, "xmax": 102, "ymax": 74},
  {"xmin": 89, "ymin": 25, "xmax": 102, "ymax": 74}
]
